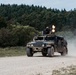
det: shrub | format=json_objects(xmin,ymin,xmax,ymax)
[
  {"xmin": 52, "ymin": 65, "xmax": 76, "ymax": 75},
  {"xmin": 0, "ymin": 25, "xmax": 39, "ymax": 47}
]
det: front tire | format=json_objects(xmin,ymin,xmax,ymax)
[
  {"xmin": 47, "ymin": 47, "xmax": 54, "ymax": 57},
  {"xmin": 26, "ymin": 48, "xmax": 33, "ymax": 57}
]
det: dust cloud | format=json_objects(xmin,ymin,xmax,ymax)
[{"xmin": 68, "ymin": 38, "xmax": 76, "ymax": 56}]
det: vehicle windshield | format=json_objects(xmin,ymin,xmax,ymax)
[
  {"xmin": 45, "ymin": 36, "xmax": 55, "ymax": 41},
  {"xmin": 35, "ymin": 37, "xmax": 44, "ymax": 40}
]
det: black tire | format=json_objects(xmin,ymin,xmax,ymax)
[
  {"xmin": 26, "ymin": 48, "xmax": 33, "ymax": 57},
  {"xmin": 47, "ymin": 47, "xmax": 54, "ymax": 57},
  {"xmin": 42, "ymin": 50, "xmax": 47, "ymax": 56},
  {"xmin": 61, "ymin": 46, "xmax": 68, "ymax": 56},
  {"xmin": 66, "ymin": 47, "xmax": 68, "ymax": 54}
]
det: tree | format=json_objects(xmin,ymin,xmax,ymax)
[{"xmin": 0, "ymin": 17, "xmax": 7, "ymax": 29}]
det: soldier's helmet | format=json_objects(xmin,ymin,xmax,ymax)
[{"xmin": 46, "ymin": 27, "xmax": 49, "ymax": 29}]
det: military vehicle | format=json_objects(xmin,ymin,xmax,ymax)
[{"xmin": 26, "ymin": 25, "xmax": 68, "ymax": 57}]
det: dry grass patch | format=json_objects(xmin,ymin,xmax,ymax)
[
  {"xmin": 0, "ymin": 47, "xmax": 26, "ymax": 57},
  {"xmin": 52, "ymin": 65, "xmax": 76, "ymax": 75}
]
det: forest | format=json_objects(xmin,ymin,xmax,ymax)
[{"xmin": 0, "ymin": 4, "xmax": 76, "ymax": 47}]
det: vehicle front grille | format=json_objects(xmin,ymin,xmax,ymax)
[{"xmin": 33, "ymin": 42, "xmax": 43, "ymax": 47}]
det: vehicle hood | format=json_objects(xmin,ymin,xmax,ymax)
[{"xmin": 28, "ymin": 40, "xmax": 54, "ymax": 44}]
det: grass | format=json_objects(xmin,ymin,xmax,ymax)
[
  {"xmin": 52, "ymin": 65, "xmax": 76, "ymax": 75},
  {"xmin": 0, "ymin": 47, "xmax": 26, "ymax": 57},
  {"xmin": 35, "ymin": 65, "xmax": 76, "ymax": 75}
]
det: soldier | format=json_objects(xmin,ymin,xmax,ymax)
[{"xmin": 43, "ymin": 27, "xmax": 51, "ymax": 35}]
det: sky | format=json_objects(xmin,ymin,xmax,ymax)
[{"xmin": 0, "ymin": 0, "xmax": 76, "ymax": 11}]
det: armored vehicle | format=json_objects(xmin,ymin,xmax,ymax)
[{"xmin": 26, "ymin": 34, "xmax": 68, "ymax": 57}]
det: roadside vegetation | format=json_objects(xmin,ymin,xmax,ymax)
[
  {"xmin": 52, "ymin": 65, "xmax": 76, "ymax": 75},
  {"xmin": 0, "ymin": 25, "xmax": 39, "ymax": 47},
  {"xmin": 0, "ymin": 47, "xmax": 26, "ymax": 57},
  {"xmin": 35, "ymin": 65, "xmax": 76, "ymax": 75}
]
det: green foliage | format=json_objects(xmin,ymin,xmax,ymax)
[
  {"xmin": 0, "ymin": 16, "xmax": 7, "ymax": 28},
  {"xmin": 0, "ymin": 25, "xmax": 38, "ymax": 47},
  {"xmin": 11, "ymin": 25, "xmax": 38, "ymax": 46},
  {"xmin": 0, "ymin": 4, "xmax": 76, "ymax": 47},
  {"xmin": 0, "ymin": 28, "xmax": 13, "ymax": 47},
  {"xmin": 0, "ymin": 4, "xmax": 76, "ymax": 31}
]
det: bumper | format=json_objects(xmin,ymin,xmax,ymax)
[
  {"xmin": 26, "ymin": 45, "xmax": 51, "ymax": 52},
  {"xmin": 27, "ymin": 46, "xmax": 46, "ymax": 52}
]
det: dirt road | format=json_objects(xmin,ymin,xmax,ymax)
[{"xmin": 0, "ymin": 53, "xmax": 76, "ymax": 75}]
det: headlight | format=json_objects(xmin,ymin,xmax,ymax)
[
  {"xmin": 31, "ymin": 44, "xmax": 33, "ymax": 47},
  {"xmin": 27, "ymin": 44, "xmax": 33, "ymax": 47},
  {"xmin": 42, "ymin": 44, "xmax": 44, "ymax": 47}
]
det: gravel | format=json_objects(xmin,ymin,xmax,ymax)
[{"xmin": 0, "ymin": 53, "xmax": 76, "ymax": 75}]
